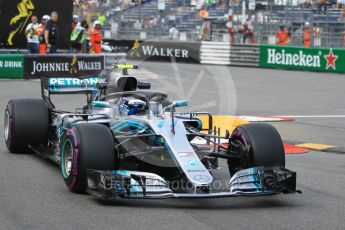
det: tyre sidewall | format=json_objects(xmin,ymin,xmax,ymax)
[
  {"xmin": 60, "ymin": 124, "xmax": 116, "ymax": 193},
  {"xmin": 60, "ymin": 128, "xmax": 86, "ymax": 193},
  {"xmin": 4, "ymin": 102, "xmax": 14, "ymax": 152}
]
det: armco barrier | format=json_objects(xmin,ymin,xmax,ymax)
[
  {"xmin": 0, "ymin": 54, "xmax": 24, "ymax": 79},
  {"xmin": 0, "ymin": 49, "xmax": 27, "ymax": 54},
  {"xmin": 200, "ymin": 41, "xmax": 231, "ymax": 65},
  {"xmin": 260, "ymin": 45, "xmax": 345, "ymax": 73},
  {"xmin": 200, "ymin": 42, "xmax": 259, "ymax": 66},
  {"xmin": 0, "ymin": 53, "xmax": 125, "ymax": 79},
  {"xmin": 229, "ymin": 44, "xmax": 259, "ymax": 67}
]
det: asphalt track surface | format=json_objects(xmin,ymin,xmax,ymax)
[{"xmin": 1, "ymin": 62, "xmax": 345, "ymax": 230}]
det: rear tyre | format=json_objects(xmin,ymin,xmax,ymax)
[
  {"xmin": 4, "ymin": 99, "xmax": 49, "ymax": 153},
  {"xmin": 229, "ymin": 123, "xmax": 285, "ymax": 175},
  {"xmin": 60, "ymin": 123, "xmax": 116, "ymax": 193}
]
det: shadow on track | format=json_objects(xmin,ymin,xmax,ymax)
[{"xmin": 91, "ymin": 195, "xmax": 302, "ymax": 210}]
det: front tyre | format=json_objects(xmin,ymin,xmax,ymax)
[
  {"xmin": 228, "ymin": 123, "xmax": 285, "ymax": 175},
  {"xmin": 60, "ymin": 123, "xmax": 116, "ymax": 193}
]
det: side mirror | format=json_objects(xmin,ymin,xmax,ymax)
[
  {"xmin": 172, "ymin": 100, "xmax": 188, "ymax": 107},
  {"xmin": 96, "ymin": 82, "xmax": 108, "ymax": 90},
  {"xmin": 91, "ymin": 101, "xmax": 112, "ymax": 108},
  {"xmin": 138, "ymin": 82, "xmax": 151, "ymax": 89},
  {"xmin": 167, "ymin": 100, "xmax": 188, "ymax": 135},
  {"xmin": 163, "ymin": 100, "xmax": 188, "ymax": 114}
]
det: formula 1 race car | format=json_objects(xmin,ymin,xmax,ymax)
[{"xmin": 4, "ymin": 64, "xmax": 298, "ymax": 200}]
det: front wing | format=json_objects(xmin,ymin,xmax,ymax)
[{"xmin": 86, "ymin": 166, "xmax": 299, "ymax": 200}]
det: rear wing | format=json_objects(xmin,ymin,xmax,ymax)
[
  {"xmin": 23, "ymin": 54, "xmax": 125, "ymax": 109},
  {"xmin": 23, "ymin": 54, "xmax": 105, "ymax": 100},
  {"xmin": 40, "ymin": 76, "xmax": 100, "ymax": 110},
  {"xmin": 45, "ymin": 64, "xmax": 141, "ymax": 95},
  {"xmin": 24, "ymin": 54, "xmax": 151, "ymax": 110},
  {"xmin": 46, "ymin": 77, "xmax": 98, "ymax": 94}
]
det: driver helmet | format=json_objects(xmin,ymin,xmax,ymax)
[{"xmin": 119, "ymin": 97, "xmax": 146, "ymax": 116}]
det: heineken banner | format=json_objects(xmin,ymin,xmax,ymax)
[
  {"xmin": 260, "ymin": 45, "xmax": 345, "ymax": 73},
  {"xmin": 0, "ymin": 54, "xmax": 24, "ymax": 79},
  {"xmin": 0, "ymin": 0, "xmax": 73, "ymax": 49},
  {"xmin": 24, "ymin": 54, "xmax": 104, "ymax": 79}
]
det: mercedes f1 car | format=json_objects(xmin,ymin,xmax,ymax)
[{"xmin": 4, "ymin": 64, "xmax": 298, "ymax": 200}]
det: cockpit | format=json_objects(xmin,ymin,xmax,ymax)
[
  {"xmin": 95, "ymin": 91, "xmax": 169, "ymax": 118},
  {"xmin": 91, "ymin": 65, "xmax": 171, "ymax": 118}
]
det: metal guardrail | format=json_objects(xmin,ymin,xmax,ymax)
[
  {"xmin": 229, "ymin": 44, "xmax": 259, "ymax": 67},
  {"xmin": 0, "ymin": 49, "xmax": 71, "ymax": 54},
  {"xmin": 0, "ymin": 49, "xmax": 126, "ymax": 61},
  {"xmin": 200, "ymin": 42, "xmax": 259, "ymax": 66},
  {"xmin": 200, "ymin": 41, "xmax": 231, "ymax": 65},
  {"xmin": 0, "ymin": 49, "xmax": 27, "ymax": 54}
]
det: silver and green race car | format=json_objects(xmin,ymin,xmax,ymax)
[{"xmin": 4, "ymin": 65, "xmax": 298, "ymax": 200}]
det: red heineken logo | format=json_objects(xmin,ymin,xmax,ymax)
[{"xmin": 324, "ymin": 49, "xmax": 338, "ymax": 70}]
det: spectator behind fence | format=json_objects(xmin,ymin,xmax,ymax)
[
  {"xmin": 317, "ymin": 0, "xmax": 327, "ymax": 13},
  {"xmin": 44, "ymin": 11, "xmax": 59, "ymax": 53},
  {"xmin": 70, "ymin": 20, "xmax": 88, "ymax": 53},
  {"xmin": 342, "ymin": 31, "xmax": 345, "ymax": 47},
  {"xmin": 25, "ymin": 15, "xmax": 39, "ymax": 54},
  {"xmin": 303, "ymin": 22, "xmax": 320, "ymax": 47},
  {"xmin": 169, "ymin": 24, "xmax": 179, "ymax": 40},
  {"xmin": 110, "ymin": 18, "xmax": 118, "ymax": 39},
  {"xmin": 72, "ymin": 15, "xmax": 79, "ymax": 30},
  {"xmin": 199, "ymin": 6, "xmax": 209, "ymax": 41},
  {"xmin": 276, "ymin": 25, "xmax": 291, "ymax": 46},
  {"xmin": 228, "ymin": 27, "xmax": 235, "ymax": 44},
  {"xmin": 98, "ymin": 14, "xmax": 106, "ymax": 26},
  {"xmin": 37, "ymin": 15, "xmax": 50, "ymax": 54},
  {"xmin": 152, "ymin": 17, "xmax": 157, "ymax": 27},
  {"xmin": 90, "ymin": 20, "xmax": 102, "ymax": 53},
  {"xmin": 134, "ymin": 20, "xmax": 142, "ymax": 30},
  {"xmin": 338, "ymin": 0, "xmax": 345, "ymax": 17},
  {"xmin": 199, "ymin": 6, "xmax": 208, "ymax": 18},
  {"xmin": 149, "ymin": 17, "xmax": 155, "ymax": 28},
  {"xmin": 238, "ymin": 23, "xmax": 254, "ymax": 44}
]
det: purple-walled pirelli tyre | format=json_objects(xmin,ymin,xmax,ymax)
[
  {"xmin": 230, "ymin": 123, "xmax": 285, "ymax": 174},
  {"xmin": 4, "ymin": 99, "xmax": 49, "ymax": 153},
  {"xmin": 60, "ymin": 123, "xmax": 116, "ymax": 194}
]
